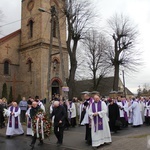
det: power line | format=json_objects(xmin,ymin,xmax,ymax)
[
  {"xmin": 0, "ymin": 19, "xmax": 21, "ymax": 27},
  {"xmin": 0, "ymin": 12, "xmax": 40, "ymax": 28}
]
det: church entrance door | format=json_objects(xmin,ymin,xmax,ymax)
[{"xmin": 52, "ymin": 80, "xmax": 60, "ymax": 96}]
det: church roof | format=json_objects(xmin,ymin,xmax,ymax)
[
  {"xmin": 0, "ymin": 29, "xmax": 21, "ymax": 44},
  {"xmin": 125, "ymin": 87, "xmax": 134, "ymax": 96},
  {"xmin": 74, "ymin": 77, "xmax": 134, "ymax": 97}
]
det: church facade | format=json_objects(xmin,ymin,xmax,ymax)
[{"xmin": 0, "ymin": 0, "xmax": 68, "ymax": 100}]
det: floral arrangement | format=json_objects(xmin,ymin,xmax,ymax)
[{"xmin": 32, "ymin": 109, "xmax": 51, "ymax": 139}]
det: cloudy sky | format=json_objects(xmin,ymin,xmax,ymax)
[{"xmin": 0, "ymin": 0, "xmax": 150, "ymax": 93}]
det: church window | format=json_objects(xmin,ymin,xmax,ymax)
[
  {"xmin": 26, "ymin": 59, "xmax": 33, "ymax": 72},
  {"xmin": 4, "ymin": 61, "xmax": 9, "ymax": 75},
  {"xmin": 28, "ymin": 20, "xmax": 34, "ymax": 38}
]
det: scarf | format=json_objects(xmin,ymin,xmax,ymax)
[
  {"xmin": 9, "ymin": 106, "xmax": 19, "ymax": 129},
  {"xmin": 92, "ymin": 101, "xmax": 103, "ymax": 132}
]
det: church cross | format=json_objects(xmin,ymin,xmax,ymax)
[
  {"xmin": 99, "ymin": 121, "xmax": 102, "ymax": 125},
  {"xmin": 5, "ymin": 44, "xmax": 11, "ymax": 54},
  {"xmin": 6, "ymin": 74, "xmax": 24, "ymax": 100}
]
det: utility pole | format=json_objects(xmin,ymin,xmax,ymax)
[
  {"xmin": 122, "ymin": 70, "xmax": 126, "ymax": 98},
  {"xmin": 54, "ymin": 7, "xmax": 66, "ymax": 86},
  {"xmin": 54, "ymin": 6, "xmax": 68, "ymax": 100},
  {"xmin": 39, "ymin": 5, "xmax": 68, "ymax": 102},
  {"xmin": 47, "ymin": 6, "xmax": 55, "ymax": 103}
]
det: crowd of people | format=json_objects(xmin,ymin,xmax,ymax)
[{"xmin": 0, "ymin": 93, "xmax": 149, "ymax": 149}]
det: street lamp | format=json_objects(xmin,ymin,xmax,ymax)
[{"xmin": 38, "ymin": 7, "xmax": 46, "ymax": 12}]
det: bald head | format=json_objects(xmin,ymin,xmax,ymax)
[
  {"xmin": 13, "ymin": 102, "xmax": 18, "ymax": 107},
  {"xmin": 32, "ymin": 101, "xmax": 38, "ymax": 108},
  {"xmin": 93, "ymin": 94, "xmax": 100, "ymax": 102},
  {"xmin": 53, "ymin": 101, "xmax": 60, "ymax": 108}
]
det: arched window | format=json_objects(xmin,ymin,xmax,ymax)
[
  {"xmin": 27, "ymin": 19, "xmax": 34, "ymax": 38},
  {"xmin": 4, "ymin": 61, "xmax": 9, "ymax": 75},
  {"xmin": 29, "ymin": 20, "xmax": 34, "ymax": 38},
  {"xmin": 26, "ymin": 58, "xmax": 33, "ymax": 72}
]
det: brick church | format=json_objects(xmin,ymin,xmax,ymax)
[{"xmin": 0, "ymin": 0, "xmax": 68, "ymax": 100}]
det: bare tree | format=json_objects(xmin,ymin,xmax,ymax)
[
  {"xmin": 105, "ymin": 14, "xmax": 140, "ymax": 91},
  {"xmin": 137, "ymin": 84, "xmax": 150, "ymax": 96},
  {"xmin": 62, "ymin": 0, "xmax": 94, "ymax": 98},
  {"xmin": 83, "ymin": 30, "xmax": 110, "ymax": 90}
]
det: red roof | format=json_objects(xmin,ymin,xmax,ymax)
[{"xmin": 0, "ymin": 29, "xmax": 21, "ymax": 44}]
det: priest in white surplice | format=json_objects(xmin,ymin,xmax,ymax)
[
  {"xmin": 26, "ymin": 105, "xmax": 33, "ymax": 136},
  {"xmin": 89, "ymin": 95, "xmax": 111, "ymax": 149},
  {"xmin": 4, "ymin": 102, "xmax": 24, "ymax": 137},
  {"xmin": 128, "ymin": 98, "xmax": 143, "ymax": 127}
]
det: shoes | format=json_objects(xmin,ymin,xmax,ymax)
[
  {"xmin": 30, "ymin": 144, "xmax": 34, "ymax": 150},
  {"xmin": 57, "ymin": 143, "xmax": 62, "ymax": 147},
  {"xmin": 86, "ymin": 141, "xmax": 92, "ymax": 145},
  {"xmin": 6, "ymin": 135, "xmax": 12, "ymax": 139},
  {"xmin": 20, "ymin": 133, "xmax": 24, "ymax": 136},
  {"xmin": 38, "ymin": 141, "xmax": 43, "ymax": 146},
  {"xmin": 57, "ymin": 142, "xmax": 62, "ymax": 147}
]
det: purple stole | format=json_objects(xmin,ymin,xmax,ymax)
[
  {"xmin": 92, "ymin": 101, "xmax": 103, "ymax": 132},
  {"xmin": 89, "ymin": 98, "xmax": 93, "ymax": 105},
  {"xmin": 146, "ymin": 101, "xmax": 150, "ymax": 117},
  {"xmin": 122, "ymin": 101, "xmax": 128, "ymax": 121},
  {"xmin": 9, "ymin": 106, "xmax": 19, "ymax": 129},
  {"xmin": 28, "ymin": 117, "xmax": 32, "ymax": 128}
]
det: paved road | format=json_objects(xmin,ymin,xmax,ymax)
[
  {"xmin": 0, "ymin": 125, "xmax": 150, "ymax": 150},
  {"xmin": 0, "ymin": 135, "xmax": 74, "ymax": 150}
]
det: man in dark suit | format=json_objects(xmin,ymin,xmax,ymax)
[{"xmin": 51, "ymin": 101, "xmax": 66, "ymax": 146}]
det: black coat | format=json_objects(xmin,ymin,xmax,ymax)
[
  {"xmin": 0, "ymin": 104, "xmax": 4, "ymax": 113},
  {"xmin": 51, "ymin": 105, "xmax": 66, "ymax": 127},
  {"xmin": 30, "ymin": 106, "xmax": 40, "ymax": 119},
  {"xmin": 108, "ymin": 103, "xmax": 120, "ymax": 123}
]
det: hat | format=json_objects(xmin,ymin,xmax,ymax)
[
  {"xmin": 81, "ymin": 91, "xmax": 90, "ymax": 94},
  {"xmin": 91, "ymin": 91, "xmax": 99, "ymax": 94}
]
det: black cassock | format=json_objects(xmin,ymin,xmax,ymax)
[
  {"xmin": 0, "ymin": 104, "xmax": 4, "ymax": 128},
  {"xmin": 108, "ymin": 103, "xmax": 120, "ymax": 132}
]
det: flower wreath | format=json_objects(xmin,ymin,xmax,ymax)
[{"xmin": 32, "ymin": 109, "xmax": 51, "ymax": 139}]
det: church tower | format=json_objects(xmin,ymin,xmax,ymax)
[{"xmin": 19, "ymin": 0, "xmax": 68, "ymax": 99}]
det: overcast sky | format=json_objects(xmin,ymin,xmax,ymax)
[{"xmin": 0, "ymin": 0, "xmax": 150, "ymax": 93}]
